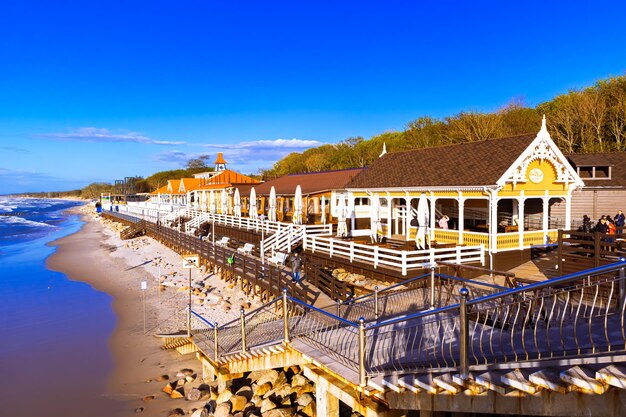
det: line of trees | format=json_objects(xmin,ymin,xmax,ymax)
[{"xmin": 262, "ymin": 74, "xmax": 626, "ymax": 178}]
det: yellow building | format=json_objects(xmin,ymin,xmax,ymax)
[{"xmin": 346, "ymin": 117, "xmax": 585, "ymax": 254}]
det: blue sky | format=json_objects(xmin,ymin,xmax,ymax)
[{"xmin": 1, "ymin": 1, "xmax": 625, "ymax": 194}]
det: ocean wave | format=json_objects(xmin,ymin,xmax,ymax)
[{"xmin": 0, "ymin": 216, "xmax": 55, "ymax": 228}]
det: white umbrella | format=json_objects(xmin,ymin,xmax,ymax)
[
  {"xmin": 320, "ymin": 196, "xmax": 326, "ymax": 225},
  {"xmin": 293, "ymin": 185, "xmax": 303, "ymax": 224},
  {"xmin": 209, "ymin": 191, "xmax": 216, "ymax": 213},
  {"xmin": 415, "ymin": 193, "xmax": 429, "ymax": 250},
  {"xmin": 370, "ymin": 193, "xmax": 382, "ymax": 243},
  {"xmin": 268, "ymin": 186, "xmax": 277, "ymax": 222},
  {"xmin": 234, "ymin": 189, "xmax": 241, "ymax": 217},
  {"xmin": 220, "ymin": 189, "xmax": 228, "ymax": 214},
  {"xmin": 336, "ymin": 196, "xmax": 347, "ymax": 237},
  {"xmin": 249, "ymin": 187, "xmax": 258, "ymax": 219}
]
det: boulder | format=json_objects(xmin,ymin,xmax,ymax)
[
  {"xmin": 296, "ymin": 393, "xmax": 314, "ymax": 408},
  {"xmin": 186, "ymin": 387, "xmax": 202, "ymax": 401},
  {"xmin": 259, "ymin": 398, "xmax": 277, "ymax": 413},
  {"xmin": 216, "ymin": 389, "xmax": 233, "ymax": 404},
  {"xmin": 191, "ymin": 408, "xmax": 208, "ymax": 417},
  {"xmin": 157, "ymin": 374, "xmax": 170, "ymax": 382},
  {"xmin": 163, "ymin": 383, "xmax": 175, "ymax": 395},
  {"xmin": 291, "ymin": 374, "xmax": 307, "ymax": 388},
  {"xmin": 253, "ymin": 382, "xmax": 272, "ymax": 397},
  {"xmin": 298, "ymin": 401, "xmax": 316, "ymax": 417},
  {"xmin": 142, "ymin": 395, "xmax": 155, "ymax": 402},
  {"xmin": 176, "ymin": 378, "xmax": 186, "ymax": 388},
  {"xmin": 170, "ymin": 388, "xmax": 185, "ymax": 399},
  {"xmin": 134, "ymin": 407, "xmax": 144, "ymax": 413},
  {"xmin": 262, "ymin": 409, "xmax": 295, "ymax": 417},
  {"xmin": 295, "ymin": 383, "xmax": 315, "ymax": 396},
  {"xmin": 230, "ymin": 394, "xmax": 248, "ymax": 413},
  {"xmin": 185, "ymin": 374, "xmax": 196, "ymax": 384},
  {"xmin": 168, "ymin": 408, "xmax": 185, "ymax": 417},
  {"xmin": 250, "ymin": 369, "xmax": 278, "ymax": 386},
  {"xmin": 214, "ymin": 402, "xmax": 231, "ymax": 417}
]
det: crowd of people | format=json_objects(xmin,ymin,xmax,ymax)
[{"xmin": 580, "ymin": 210, "xmax": 624, "ymax": 234}]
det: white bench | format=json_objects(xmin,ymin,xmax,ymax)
[
  {"xmin": 215, "ymin": 237, "xmax": 230, "ymax": 247},
  {"xmin": 237, "ymin": 243, "xmax": 255, "ymax": 255},
  {"xmin": 268, "ymin": 251, "xmax": 288, "ymax": 266}
]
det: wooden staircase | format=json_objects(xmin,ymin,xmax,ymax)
[{"xmin": 120, "ymin": 220, "xmax": 147, "ymax": 240}]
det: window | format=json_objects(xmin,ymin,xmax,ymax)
[{"xmin": 577, "ymin": 165, "xmax": 611, "ymax": 180}]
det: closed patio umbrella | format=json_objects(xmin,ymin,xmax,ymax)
[
  {"xmin": 234, "ymin": 189, "xmax": 241, "ymax": 217},
  {"xmin": 320, "ymin": 196, "xmax": 326, "ymax": 225},
  {"xmin": 269, "ymin": 186, "xmax": 277, "ymax": 222},
  {"xmin": 220, "ymin": 189, "xmax": 228, "ymax": 214},
  {"xmin": 249, "ymin": 187, "xmax": 258, "ymax": 219},
  {"xmin": 415, "ymin": 193, "xmax": 429, "ymax": 250},
  {"xmin": 370, "ymin": 193, "xmax": 382, "ymax": 243},
  {"xmin": 293, "ymin": 185, "xmax": 303, "ymax": 225}
]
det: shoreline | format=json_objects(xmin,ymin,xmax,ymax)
[{"xmin": 46, "ymin": 206, "xmax": 259, "ymax": 416}]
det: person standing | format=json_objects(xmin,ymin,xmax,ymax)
[
  {"xmin": 615, "ymin": 210, "xmax": 625, "ymax": 230},
  {"xmin": 438, "ymin": 215, "xmax": 449, "ymax": 230}
]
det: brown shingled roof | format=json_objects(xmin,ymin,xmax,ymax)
[
  {"xmin": 568, "ymin": 151, "xmax": 626, "ymax": 187},
  {"xmin": 347, "ymin": 134, "xmax": 537, "ymax": 188},
  {"xmin": 254, "ymin": 168, "xmax": 365, "ymax": 195}
]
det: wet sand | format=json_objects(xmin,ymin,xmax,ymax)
[{"xmin": 45, "ymin": 208, "xmax": 258, "ymax": 416}]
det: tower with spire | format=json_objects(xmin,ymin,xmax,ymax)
[{"xmin": 214, "ymin": 152, "xmax": 227, "ymax": 172}]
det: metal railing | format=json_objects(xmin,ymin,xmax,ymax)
[{"xmin": 363, "ymin": 261, "xmax": 626, "ymax": 380}]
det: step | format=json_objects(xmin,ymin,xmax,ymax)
[
  {"xmin": 561, "ymin": 366, "xmax": 607, "ymax": 395},
  {"xmin": 529, "ymin": 368, "xmax": 568, "ymax": 394},
  {"xmin": 397, "ymin": 375, "xmax": 421, "ymax": 393},
  {"xmin": 596, "ymin": 364, "xmax": 626, "ymax": 389},
  {"xmin": 475, "ymin": 371, "xmax": 511, "ymax": 395},
  {"xmin": 500, "ymin": 369, "xmax": 537, "ymax": 395}
]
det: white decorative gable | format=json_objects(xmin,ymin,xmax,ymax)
[{"xmin": 497, "ymin": 116, "xmax": 584, "ymax": 188}]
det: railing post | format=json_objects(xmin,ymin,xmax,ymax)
[
  {"xmin": 240, "ymin": 309, "xmax": 247, "ymax": 352},
  {"xmin": 430, "ymin": 266, "xmax": 436, "ymax": 309},
  {"xmin": 213, "ymin": 323, "xmax": 219, "ymax": 362},
  {"xmin": 187, "ymin": 306, "xmax": 191, "ymax": 338},
  {"xmin": 459, "ymin": 287, "xmax": 469, "ymax": 380},
  {"xmin": 374, "ymin": 286, "xmax": 379, "ymax": 319},
  {"xmin": 619, "ymin": 258, "xmax": 626, "ymax": 311},
  {"xmin": 283, "ymin": 288, "xmax": 290, "ymax": 344},
  {"xmin": 358, "ymin": 317, "xmax": 367, "ymax": 388}
]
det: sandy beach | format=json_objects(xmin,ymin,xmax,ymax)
[{"xmin": 46, "ymin": 206, "xmax": 261, "ymax": 416}]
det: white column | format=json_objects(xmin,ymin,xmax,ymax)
[
  {"xmin": 386, "ymin": 194, "xmax": 393, "ymax": 238},
  {"xmin": 517, "ymin": 195, "xmax": 525, "ymax": 250},
  {"xmin": 489, "ymin": 190, "xmax": 499, "ymax": 253},
  {"xmin": 405, "ymin": 194, "xmax": 412, "ymax": 241},
  {"xmin": 429, "ymin": 192, "xmax": 436, "ymax": 241},
  {"xmin": 458, "ymin": 192, "xmax": 465, "ymax": 245},
  {"xmin": 565, "ymin": 188, "xmax": 573, "ymax": 230},
  {"xmin": 542, "ymin": 191, "xmax": 550, "ymax": 234}
]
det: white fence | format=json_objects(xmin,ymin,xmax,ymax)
[{"xmin": 303, "ymin": 235, "xmax": 485, "ymax": 275}]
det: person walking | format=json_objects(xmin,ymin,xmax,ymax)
[{"xmin": 290, "ymin": 253, "xmax": 302, "ymax": 283}]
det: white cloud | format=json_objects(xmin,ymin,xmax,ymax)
[
  {"xmin": 156, "ymin": 138, "xmax": 326, "ymax": 172},
  {"xmin": 37, "ymin": 127, "xmax": 185, "ymax": 146},
  {"xmin": 198, "ymin": 138, "xmax": 323, "ymax": 150}
]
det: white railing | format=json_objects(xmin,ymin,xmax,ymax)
[{"xmin": 303, "ymin": 235, "xmax": 485, "ymax": 275}]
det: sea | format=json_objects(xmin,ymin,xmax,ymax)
[{"xmin": 0, "ymin": 197, "xmax": 118, "ymax": 416}]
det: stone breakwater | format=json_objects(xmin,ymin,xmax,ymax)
[{"xmin": 147, "ymin": 366, "xmax": 329, "ymax": 417}]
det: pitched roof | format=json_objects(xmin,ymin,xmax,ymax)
[
  {"xmin": 179, "ymin": 178, "xmax": 204, "ymax": 192},
  {"xmin": 567, "ymin": 151, "xmax": 626, "ymax": 187},
  {"xmin": 151, "ymin": 184, "xmax": 170, "ymax": 195},
  {"xmin": 347, "ymin": 134, "xmax": 537, "ymax": 189},
  {"xmin": 254, "ymin": 168, "xmax": 365, "ymax": 195}
]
